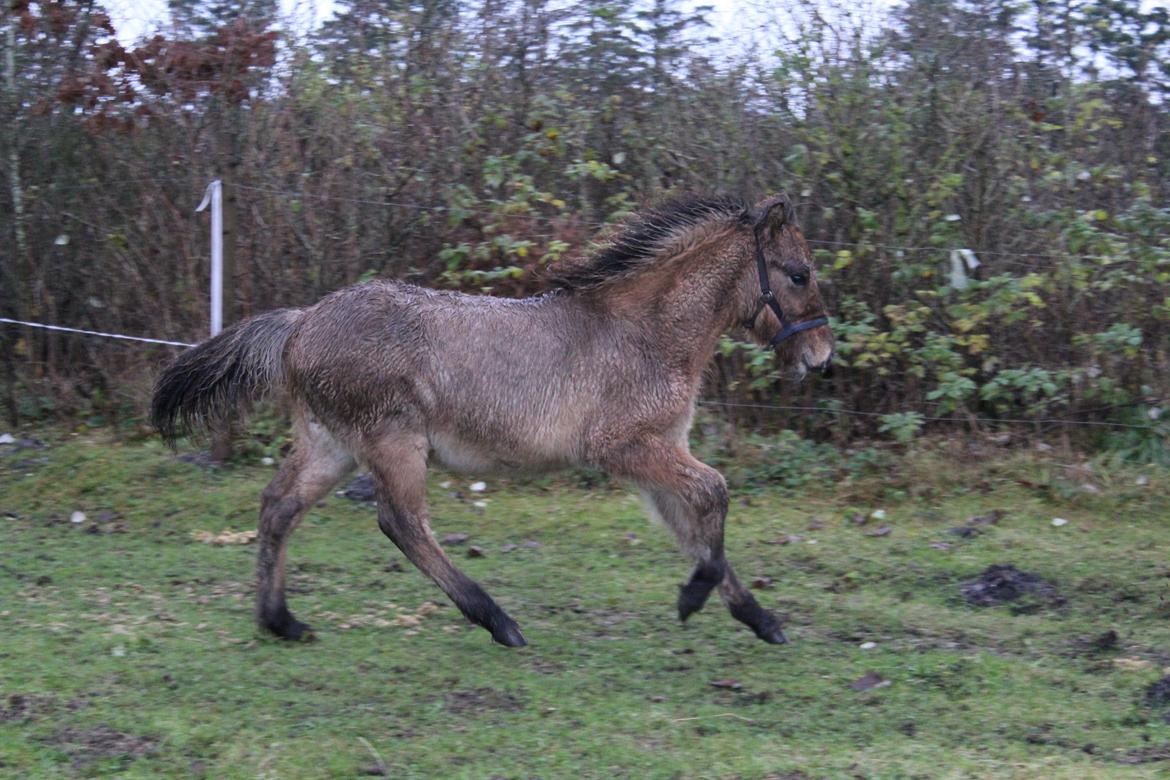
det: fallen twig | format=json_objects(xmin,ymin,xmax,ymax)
[{"xmin": 669, "ymin": 713, "xmax": 756, "ymax": 724}]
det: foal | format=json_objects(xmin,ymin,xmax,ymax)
[{"xmin": 152, "ymin": 193, "xmax": 834, "ymax": 647}]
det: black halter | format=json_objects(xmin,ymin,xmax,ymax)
[{"xmin": 742, "ymin": 228, "xmax": 829, "ymax": 347}]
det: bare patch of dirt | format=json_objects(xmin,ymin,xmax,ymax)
[
  {"xmin": 8, "ymin": 456, "xmax": 49, "ymax": 471},
  {"xmin": 47, "ymin": 725, "xmax": 157, "ymax": 767},
  {"xmin": 1, "ymin": 437, "xmax": 47, "ymax": 472},
  {"xmin": 1088, "ymin": 629, "xmax": 1119, "ymax": 652},
  {"xmin": 1, "ymin": 436, "xmax": 47, "ymax": 453},
  {"xmin": 443, "ymin": 688, "xmax": 524, "ymax": 715},
  {"xmin": 960, "ymin": 564, "xmax": 1064, "ymax": 609},
  {"xmin": 0, "ymin": 694, "xmax": 55, "ymax": 723},
  {"xmin": 1145, "ymin": 676, "xmax": 1170, "ymax": 706},
  {"xmin": 175, "ymin": 451, "xmax": 218, "ymax": 469},
  {"xmin": 523, "ymin": 657, "xmax": 567, "ymax": 676},
  {"xmin": 1118, "ymin": 745, "xmax": 1170, "ymax": 764}
]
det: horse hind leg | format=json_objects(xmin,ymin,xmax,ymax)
[
  {"xmin": 365, "ymin": 433, "xmax": 527, "ymax": 648},
  {"xmin": 256, "ymin": 417, "xmax": 355, "ymax": 640}
]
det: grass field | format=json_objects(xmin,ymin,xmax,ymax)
[{"xmin": 2, "ymin": 429, "xmax": 1170, "ymax": 779}]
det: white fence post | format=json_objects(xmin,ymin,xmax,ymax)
[{"xmin": 196, "ymin": 180, "xmax": 224, "ymax": 337}]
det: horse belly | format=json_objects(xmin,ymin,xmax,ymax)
[{"xmin": 428, "ymin": 429, "xmax": 572, "ymax": 475}]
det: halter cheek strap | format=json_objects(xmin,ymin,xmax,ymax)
[{"xmin": 742, "ymin": 228, "xmax": 828, "ymax": 346}]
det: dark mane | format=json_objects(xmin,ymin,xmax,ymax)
[{"xmin": 545, "ymin": 194, "xmax": 750, "ymax": 291}]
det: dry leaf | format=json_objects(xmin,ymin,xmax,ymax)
[
  {"xmin": 1115, "ymin": 657, "xmax": 1153, "ymax": 671},
  {"xmin": 191, "ymin": 529, "xmax": 257, "ymax": 545},
  {"xmin": 851, "ymin": 671, "xmax": 891, "ymax": 691},
  {"xmin": 969, "ymin": 510, "xmax": 1005, "ymax": 526},
  {"xmin": 763, "ymin": 535, "xmax": 801, "ymax": 545}
]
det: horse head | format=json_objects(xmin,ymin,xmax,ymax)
[{"xmin": 739, "ymin": 193, "xmax": 834, "ymax": 377}]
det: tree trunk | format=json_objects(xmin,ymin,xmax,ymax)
[{"xmin": 3, "ymin": 19, "xmax": 25, "ymax": 425}]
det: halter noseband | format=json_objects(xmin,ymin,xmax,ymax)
[{"xmin": 741, "ymin": 225, "xmax": 829, "ymax": 347}]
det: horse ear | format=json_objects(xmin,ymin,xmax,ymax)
[{"xmin": 751, "ymin": 194, "xmax": 794, "ymax": 233}]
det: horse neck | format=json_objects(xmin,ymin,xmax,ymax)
[{"xmin": 587, "ymin": 246, "xmax": 748, "ymax": 374}]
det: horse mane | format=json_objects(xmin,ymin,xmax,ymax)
[{"xmin": 545, "ymin": 194, "xmax": 751, "ymax": 292}]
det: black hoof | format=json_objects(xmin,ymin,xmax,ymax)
[
  {"xmin": 755, "ymin": 622, "xmax": 788, "ymax": 645},
  {"xmin": 278, "ymin": 619, "xmax": 315, "ymax": 642},
  {"xmin": 678, "ymin": 563, "xmax": 724, "ymax": 622},
  {"xmin": 678, "ymin": 585, "xmax": 711, "ymax": 622},
  {"xmin": 261, "ymin": 609, "xmax": 315, "ymax": 641},
  {"xmin": 729, "ymin": 600, "xmax": 789, "ymax": 645},
  {"xmin": 491, "ymin": 619, "xmax": 528, "ymax": 648}
]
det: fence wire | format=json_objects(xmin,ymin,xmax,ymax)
[
  {"xmin": 1, "ymin": 316, "xmax": 1157, "ymax": 432},
  {"xmin": 5, "ymin": 179, "xmax": 1161, "ymax": 434},
  {"xmin": 0, "ymin": 317, "xmax": 195, "ymax": 348}
]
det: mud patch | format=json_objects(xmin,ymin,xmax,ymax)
[
  {"xmin": 1118, "ymin": 745, "xmax": 1170, "ymax": 765},
  {"xmin": 444, "ymin": 688, "xmax": 524, "ymax": 715},
  {"xmin": 0, "ymin": 436, "xmax": 47, "ymax": 453},
  {"xmin": 47, "ymin": 725, "xmax": 157, "ymax": 766},
  {"xmin": 1145, "ymin": 676, "xmax": 1170, "ymax": 706},
  {"xmin": 176, "ymin": 451, "xmax": 218, "ymax": 469},
  {"xmin": 960, "ymin": 564, "xmax": 1064, "ymax": 609},
  {"xmin": 1087, "ymin": 629, "xmax": 1119, "ymax": 652},
  {"xmin": 2, "ymin": 436, "xmax": 49, "ymax": 480},
  {"xmin": 8, "ymin": 456, "xmax": 48, "ymax": 471},
  {"xmin": 0, "ymin": 694, "xmax": 55, "ymax": 723}
]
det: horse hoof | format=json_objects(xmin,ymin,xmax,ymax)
[
  {"xmin": 678, "ymin": 582, "xmax": 719, "ymax": 622},
  {"xmin": 262, "ymin": 615, "xmax": 315, "ymax": 642},
  {"xmin": 492, "ymin": 621, "xmax": 528, "ymax": 648},
  {"xmin": 677, "ymin": 565, "xmax": 723, "ymax": 622},
  {"xmin": 756, "ymin": 624, "xmax": 788, "ymax": 645},
  {"xmin": 678, "ymin": 592, "xmax": 707, "ymax": 622},
  {"xmin": 280, "ymin": 620, "xmax": 316, "ymax": 642}
]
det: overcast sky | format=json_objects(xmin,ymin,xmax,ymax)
[
  {"xmin": 103, "ymin": 0, "xmax": 1170, "ymax": 52},
  {"xmin": 103, "ymin": 0, "xmax": 891, "ymax": 46}
]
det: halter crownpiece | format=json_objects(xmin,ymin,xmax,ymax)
[{"xmin": 742, "ymin": 200, "xmax": 829, "ymax": 346}]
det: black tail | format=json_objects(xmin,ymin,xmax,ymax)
[{"xmin": 151, "ymin": 309, "xmax": 303, "ymax": 446}]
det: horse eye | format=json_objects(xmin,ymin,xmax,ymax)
[{"xmin": 789, "ymin": 272, "xmax": 808, "ymax": 287}]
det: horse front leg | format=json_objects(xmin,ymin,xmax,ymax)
[
  {"xmin": 639, "ymin": 486, "xmax": 727, "ymax": 621},
  {"xmin": 610, "ymin": 441, "xmax": 787, "ymax": 645}
]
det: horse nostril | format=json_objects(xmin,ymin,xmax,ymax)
[{"xmin": 805, "ymin": 352, "xmax": 833, "ymax": 378}]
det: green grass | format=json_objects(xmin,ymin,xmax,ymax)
[{"xmin": 2, "ymin": 431, "xmax": 1170, "ymax": 778}]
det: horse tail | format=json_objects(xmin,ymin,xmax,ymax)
[{"xmin": 151, "ymin": 308, "xmax": 304, "ymax": 446}]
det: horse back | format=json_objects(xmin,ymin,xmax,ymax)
[{"xmin": 283, "ymin": 281, "xmax": 691, "ymax": 473}]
